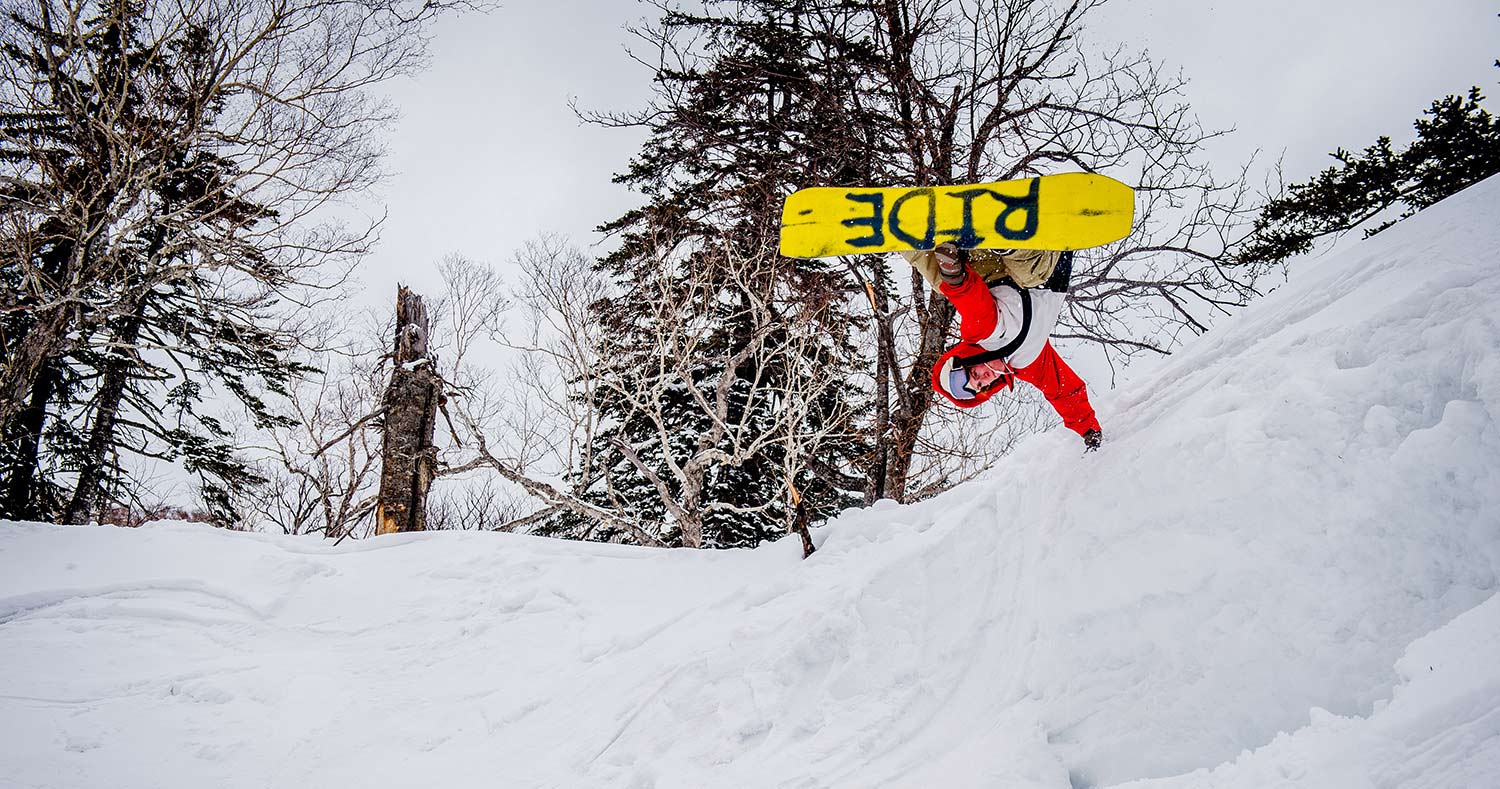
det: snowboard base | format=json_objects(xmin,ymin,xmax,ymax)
[{"xmin": 779, "ymin": 172, "xmax": 1134, "ymax": 258}]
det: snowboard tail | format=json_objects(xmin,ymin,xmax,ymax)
[{"xmin": 778, "ymin": 172, "xmax": 1134, "ymax": 258}]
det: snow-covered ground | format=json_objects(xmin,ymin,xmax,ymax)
[{"xmin": 4, "ymin": 176, "xmax": 1500, "ymax": 788}]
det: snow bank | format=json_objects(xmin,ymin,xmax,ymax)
[
  {"xmin": 4, "ymin": 176, "xmax": 1500, "ymax": 788},
  {"xmin": 1118, "ymin": 593, "xmax": 1500, "ymax": 788}
]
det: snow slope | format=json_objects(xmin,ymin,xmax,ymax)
[{"xmin": 4, "ymin": 176, "xmax": 1500, "ymax": 788}]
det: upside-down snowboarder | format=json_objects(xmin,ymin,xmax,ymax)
[{"xmin": 920, "ymin": 243, "xmax": 1104, "ymax": 451}]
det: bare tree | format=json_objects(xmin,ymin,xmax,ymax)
[
  {"xmin": 433, "ymin": 254, "xmax": 509, "ymax": 381},
  {"xmin": 442, "ymin": 237, "xmax": 859, "ymax": 549},
  {"xmin": 489, "ymin": 238, "xmax": 617, "ymax": 494},
  {"xmin": 850, "ymin": 0, "xmax": 1258, "ymax": 499},
  {"xmin": 425, "ymin": 476, "xmax": 530, "ymax": 532},
  {"xmin": 257, "ymin": 331, "xmax": 387, "ymax": 538},
  {"xmin": 253, "ymin": 255, "xmax": 539, "ymax": 539},
  {"xmin": 0, "ymin": 0, "xmax": 471, "ymax": 520}
]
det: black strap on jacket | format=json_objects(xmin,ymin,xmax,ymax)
[{"xmin": 954, "ymin": 281, "xmax": 1032, "ymax": 369}]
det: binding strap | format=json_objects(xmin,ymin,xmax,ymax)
[{"xmin": 955, "ymin": 283, "xmax": 1032, "ymax": 369}]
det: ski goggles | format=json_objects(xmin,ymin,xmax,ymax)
[
  {"xmin": 948, "ymin": 365, "xmax": 978, "ymax": 400},
  {"xmin": 944, "ymin": 354, "xmax": 1013, "ymax": 400},
  {"xmin": 940, "ymin": 356, "xmax": 981, "ymax": 400}
]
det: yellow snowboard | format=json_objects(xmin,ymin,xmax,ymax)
[{"xmin": 779, "ymin": 172, "xmax": 1134, "ymax": 258}]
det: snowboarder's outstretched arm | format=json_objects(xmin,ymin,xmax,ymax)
[{"xmin": 939, "ymin": 271, "xmax": 998, "ymax": 343}]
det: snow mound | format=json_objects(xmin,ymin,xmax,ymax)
[{"xmin": 4, "ymin": 177, "xmax": 1500, "ymax": 788}]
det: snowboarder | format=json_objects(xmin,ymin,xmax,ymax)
[{"xmin": 925, "ymin": 243, "xmax": 1104, "ymax": 451}]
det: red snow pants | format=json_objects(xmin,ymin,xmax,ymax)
[
  {"xmin": 939, "ymin": 270, "xmax": 1101, "ymax": 436},
  {"xmin": 1013, "ymin": 341, "xmax": 1101, "ymax": 437}
]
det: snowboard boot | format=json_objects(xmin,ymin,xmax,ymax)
[
  {"xmin": 935, "ymin": 243, "xmax": 969, "ymax": 286},
  {"xmin": 1082, "ymin": 428, "xmax": 1102, "ymax": 452},
  {"xmin": 1044, "ymin": 250, "xmax": 1075, "ymax": 293}
]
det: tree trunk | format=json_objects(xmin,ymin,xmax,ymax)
[
  {"xmin": 786, "ymin": 473, "xmax": 817, "ymax": 559},
  {"xmin": 865, "ymin": 264, "xmax": 893, "ymax": 505},
  {"xmin": 880, "ymin": 291, "xmax": 954, "ymax": 502},
  {"xmin": 0, "ymin": 306, "xmax": 76, "ymax": 434},
  {"xmin": 64, "ymin": 311, "xmax": 144, "ymax": 524},
  {"xmin": 2, "ymin": 363, "xmax": 61, "ymax": 520},
  {"xmin": 679, "ymin": 467, "xmax": 705, "ymax": 548},
  {"xmin": 374, "ymin": 286, "xmax": 441, "ymax": 535}
]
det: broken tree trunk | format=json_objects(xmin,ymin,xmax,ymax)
[
  {"xmin": 375, "ymin": 286, "xmax": 441, "ymax": 535},
  {"xmin": 786, "ymin": 472, "xmax": 817, "ymax": 559}
]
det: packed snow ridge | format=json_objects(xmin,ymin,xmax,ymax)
[{"xmin": 4, "ymin": 177, "xmax": 1500, "ymax": 789}]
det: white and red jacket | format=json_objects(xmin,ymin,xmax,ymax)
[
  {"xmin": 929, "ymin": 271, "xmax": 1102, "ymax": 438},
  {"xmin": 930, "ymin": 272, "xmax": 1066, "ymax": 407}
]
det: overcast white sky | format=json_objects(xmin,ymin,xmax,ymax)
[{"xmin": 354, "ymin": 0, "xmax": 1500, "ymax": 305}]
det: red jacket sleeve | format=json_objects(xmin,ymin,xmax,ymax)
[{"xmin": 939, "ymin": 271, "xmax": 998, "ymax": 343}]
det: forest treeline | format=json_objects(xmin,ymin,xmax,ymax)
[{"xmin": 3, "ymin": 0, "xmax": 1496, "ymax": 549}]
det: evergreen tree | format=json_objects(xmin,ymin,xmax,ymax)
[
  {"xmin": 552, "ymin": 0, "xmax": 876, "ymax": 548},
  {"xmin": 1405, "ymin": 87, "xmax": 1500, "ymax": 210},
  {"xmin": 542, "ymin": 245, "xmax": 864, "ymax": 549},
  {"xmin": 1, "ymin": 0, "xmax": 449, "ymax": 524},
  {"xmin": 1, "ymin": 4, "xmax": 308, "ymax": 523},
  {"xmin": 1239, "ymin": 71, "xmax": 1500, "ymax": 267}
]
